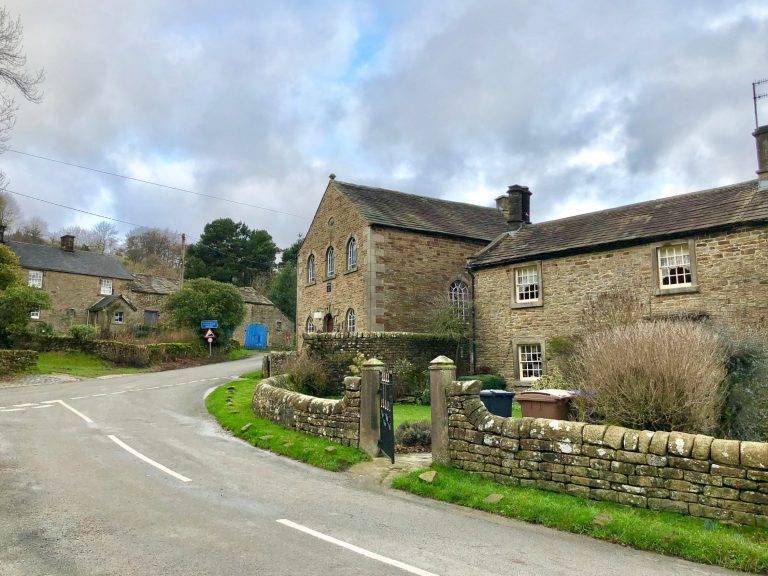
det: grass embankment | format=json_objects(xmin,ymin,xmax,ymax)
[
  {"xmin": 28, "ymin": 351, "xmax": 148, "ymax": 378},
  {"xmin": 393, "ymin": 465, "xmax": 768, "ymax": 574},
  {"xmin": 225, "ymin": 348, "xmax": 259, "ymax": 361},
  {"xmin": 206, "ymin": 372, "xmax": 369, "ymax": 471}
]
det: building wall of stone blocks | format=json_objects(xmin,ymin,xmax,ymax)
[
  {"xmin": 447, "ymin": 380, "xmax": 768, "ymax": 526},
  {"xmin": 24, "ymin": 268, "xmax": 136, "ymax": 333},
  {"xmin": 252, "ymin": 374, "xmax": 360, "ymax": 446},
  {"xmin": 303, "ymin": 332, "xmax": 469, "ymax": 376},
  {"xmin": 473, "ymin": 225, "xmax": 768, "ymax": 384},
  {"xmin": 297, "ymin": 183, "xmax": 371, "ymax": 343},
  {"xmin": 371, "ymin": 226, "xmax": 484, "ymax": 333},
  {"xmin": 233, "ymin": 303, "xmax": 294, "ymax": 349}
]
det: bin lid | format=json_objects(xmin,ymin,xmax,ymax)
[
  {"xmin": 479, "ymin": 389, "xmax": 515, "ymax": 397},
  {"xmin": 517, "ymin": 389, "xmax": 578, "ymax": 402}
]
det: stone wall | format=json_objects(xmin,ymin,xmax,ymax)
[
  {"xmin": 252, "ymin": 374, "xmax": 360, "ymax": 446},
  {"xmin": 473, "ymin": 225, "xmax": 768, "ymax": 384},
  {"xmin": 24, "ymin": 269, "xmax": 135, "ymax": 333},
  {"xmin": 447, "ymin": 379, "xmax": 768, "ymax": 526},
  {"xmin": 303, "ymin": 331, "xmax": 469, "ymax": 375},
  {"xmin": 263, "ymin": 351, "xmax": 296, "ymax": 377}
]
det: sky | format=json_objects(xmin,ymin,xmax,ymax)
[{"xmin": 2, "ymin": 1, "xmax": 768, "ymax": 249}]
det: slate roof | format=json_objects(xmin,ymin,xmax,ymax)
[
  {"xmin": 469, "ymin": 180, "xmax": 767, "ymax": 269},
  {"xmin": 238, "ymin": 286, "xmax": 275, "ymax": 306},
  {"xmin": 130, "ymin": 273, "xmax": 180, "ymax": 294},
  {"xmin": 333, "ymin": 181, "xmax": 509, "ymax": 242},
  {"xmin": 5, "ymin": 240, "xmax": 134, "ymax": 279},
  {"xmin": 89, "ymin": 294, "xmax": 137, "ymax": 312}
]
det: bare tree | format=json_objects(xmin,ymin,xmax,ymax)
[
  {"xmin": 0, "ymin": 189, "xmax": 20, "ymax": 226},
  {"xmin": 124, "ymin": 227, "xmax": 182, "ymax": 276},
  {"xmin": 90, "ymin": 221, "xmax": 119, "ymax": 254},
  {"xmin": 12, "ymin": 215, "xmax": 48, "ymax": 243}
]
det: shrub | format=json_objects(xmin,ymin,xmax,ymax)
[
  {"xmin": 164, "ymin": 278, "xmax": 245, "ymax": 343},
  {"xmin": 458, "ymin": 373, "xmax": 507, "ymax": 390},
  {"xmin": 720, "ymin": 334, "xmax": 768, "ymax": 441},
  {"xmin": 284, "ymin": 353, "xmax": 335, "ymax": 397},
  {"xmin": 69, "ymin": 324, "xmax": 96, "ymax": 346},
  {"xmin": 391, "ymin": 358, "xmax": 429, "ymax": 401},
  {"xmin": 572, "ymin": 321, "xmax": 726, "ymax": 434},
  {"xmin": 0, "ymin": 349, "xmax": 38, "ymax": 374},
  {"xmin": 395, "ymin": 420, "xmax": 431, "ymax": 448},
  {"xmin": 92, "ymin": 340, "xmax": 151, "ymax": 367},
  {"xmin": 318, "ymin": 350, "xmax": 357, "ymax": 385},
  {"xmin": 146, "ymin": 342, "xmax": 197, "ymax": 364}
]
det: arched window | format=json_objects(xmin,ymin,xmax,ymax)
[
  {"xmin": 326, "ymin": 246, "xmax": 335, "ymax": 277},
  {"xmin": 346, "ymin": 237, "xmax": 357, "ymax": 270},
  {"xmin": 449, "ymin": 280, "xmax": 470, "ymax": 320},
  {"xmin": 307, "ymin": 255, "xmax": 315, "ymax": 284},
  {"xmin": 306, "ymin": 316, "xmax": 315, "ymax": 333},
  {"xmin": 345, "ymin": 308, "xmax": 356, "ymax": 333}
]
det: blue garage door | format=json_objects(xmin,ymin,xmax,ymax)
[{"xmin": 244, "ymin": 323, "xmax": 268, "ymax": 349}]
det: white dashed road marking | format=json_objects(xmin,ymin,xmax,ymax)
[
  {"xmin": 276, "ymin": 519, "xmax": 439, "ymax": 576},
  {"xmin": 0, "ymin": 408, "xmax": 25, "ymax": 413},
  {"xmin": 107, "ymin": 435, "xmax": 191, "ymax": 483}
]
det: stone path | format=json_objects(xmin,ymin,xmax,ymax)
[
  {"xmin": 0, "ymin": 373, "xmax": 80, "ymax": 390},
  {"xmin": 347, "ymin": 452, "xmax": 432, "ymax": 489}
]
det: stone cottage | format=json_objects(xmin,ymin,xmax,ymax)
[
  {"xmin": 0, "ymin": 232, "xmax": 137, "ymax": 333},
  {"xmin": 130, "ymin": 273, "xmax": 293, "ymax": 348},
  {"xmin": 296, "ymin": 178, "xmax": 511, "ymax": 343},
  {"xmin": 468, "ymin": 125, "xmax": 768, "ymax": 387}
]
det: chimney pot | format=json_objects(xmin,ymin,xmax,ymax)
[
  {"xmin": 60, "ymin": 234, "xmax": 75, "ymax": 252},
  {"xmin": 505, "ymin": 185, "xmax": 532, "ymax": 226},
  {"xmin": 754, "ymin": 125, "xmax": 768, "ymax": 190}
]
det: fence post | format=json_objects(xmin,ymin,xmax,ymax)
[
  {"xmin": 360, "ymin": 357, "xmax": 385, "ymax": 458},
  {"xmin": 430, "ymin": 355, "xmax": 455, "ymax": 465}
]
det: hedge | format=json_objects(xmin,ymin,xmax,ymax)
[
  {"xmin": 92, "ymin": 340, "xmax": 151, "ymax": 367},
  {"xmin": 0, "ymin": 349, "xmax": 38, "ymax": 375},
  {"xmin": 146, "ymin": 342, "xmax": 198, "ymax": 364}
]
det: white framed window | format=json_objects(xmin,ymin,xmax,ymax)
[
  {"xmin": 28, "ymin": 270, "xmax": 43, "ymax": 288},
  {"xmin": 30, "ymin": 310, "xmax": 41, "ymax": 320},
  {"xmin": 307, "ymin": 254, "xmax": 316, "ymax": 284},
  {"xmin": 518, "ymin": 344, "xmax": 542, "ymax": 380},
  {"xmin": 658, "ymin": 244, "xmax": 692, "ymax": 288},
  {"xmin": 449, "ymin": 280, "xmax": 470, "ymax": 319},
  {"xmin": 113, "ymin": 310, "xmax": 124, "ymax": 324},
  {"xmin": 345, "ymin": 308, "xmax": 356, "ymax": 333},
  {"xmin": 326, "ymin": 246, "xmax": 335, "ymax": 277},
  {"xmin": 306, "ymin": 316, "xmax": 315, "ymax": 333},
  {"xmin": 99, "ymin": 278, "xmax": 113, "ymax": 296},
  {"xmin": 515, "ymin": 265, "xmax": 540, "ymax": 302},
  {"xmin": 346, "ymin": 237, "xmax": 357, "ymax": 270}
]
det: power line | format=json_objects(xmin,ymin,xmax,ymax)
[
  {"xmin": 2, "ymin": 187, "xmax": 148, "ymax": 229},
  {"xmin": 6, "ymin": 147, "xmax": 307, "ymax": 219}
]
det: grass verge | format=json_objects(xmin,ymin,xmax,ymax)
[
  {"xmin": 392, "ymin": 465, "xmax": 768, "ymax": 574},
  {"xmin": 28, "ymin": 351, "xmax": 148, "ymax": 378},
  {"xmin": 392, "ymin": 401, "xmax": 520, "ymax": 429},
  {"xmin": 206, "ymin": 371, "xmax": 369, "ymax": 471}
]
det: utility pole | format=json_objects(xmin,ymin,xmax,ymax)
[{"xmin": 180, "ymin": 233, "xmax": 186, "ymax": 287}]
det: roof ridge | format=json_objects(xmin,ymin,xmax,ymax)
[
  {"xmin": 528, "ymin": 179, "xmax": 758, "ymax": 229},
  {"xmin": 334, "ymin": 180, "xmax": 502, "ymax": 213}
]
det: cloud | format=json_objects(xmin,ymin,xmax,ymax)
[{"xmin": 1, "ymin": 1, "xmax": 766, "ymax": 243}]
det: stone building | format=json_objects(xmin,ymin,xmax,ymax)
[
  {"xmin": 296, "ymin": 179, "xmax": 510, "ymax": 343},
  {"xmin": 0, "ymin": 232, "xmax": 137, "ymax": 333},
  {"xmin": 468, "ymin": 125, "xmax": 768, "ymax": 387}
]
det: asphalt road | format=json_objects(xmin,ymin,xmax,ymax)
[{"xmin": 0, "ymin": 356, "xmax": 748, "ymax": 576}]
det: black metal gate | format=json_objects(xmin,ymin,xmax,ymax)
[{"xmin": 378, "ymin": 371, "xmax": 395, "ymax": 463}]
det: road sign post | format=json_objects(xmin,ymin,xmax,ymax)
[{"xmin": 203, "ymin": 327, "xmax": 217, "ymax": 357}]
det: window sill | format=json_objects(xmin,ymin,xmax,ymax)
[
  {"xmin": 305, "ymin": 281, "xmax": 317, "ymax": 287},
  {"xmin": 511, "ymin": 299, "xmax": 543, "ymax": 309},
  {"xmin": 325, "ymin": 275, "xmax": 336, "ymax": 281},
  {"xmin": 344, "ymin": 267, "xmax": 358, "ymax": 275},
  {"xmin": 654, "ymin": 285, "xmax": 699, "ymax": 296}
]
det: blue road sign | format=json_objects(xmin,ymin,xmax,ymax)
[{"xmin": 200, "ymin": 320, "xmax": 219, "ymax": 329}]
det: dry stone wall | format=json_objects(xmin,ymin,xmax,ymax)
[
  {"xmin": 263, "ymin": 351, "xmax": 296, "ymax": 377},
  {"xmin": 447, "ymin": 379, "xmax": 768, "ymax": 526},
  {"xmin": 252, "ymin": 374, "xmax": 360, "ymax": 446}
]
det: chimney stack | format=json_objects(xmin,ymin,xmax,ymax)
[
  {"xmin": 0, "ymin": 224, "xmax": 5, "ymax": 244},
  {"xmin": 60, "ymin": 234, "xmax": 75, "ymax": 252},
  {"xmin": 754, "ymin": 125, "xmax": 768, "ymax": 190},
  {"xmin": 499, "ymin": 185, "xmax": 532, "ymax": 227}
]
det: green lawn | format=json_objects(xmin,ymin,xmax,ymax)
[
  {"xmin": 206, "ymin": 372, "xmax": 369, "ymax": 471},
  {"xmin": 226, "ymin": 348, "xmax": 259, "ymax": 361},
  {"xmin": 393, "ymin": 465, "xmax": 768, "ymax": 574},
  {"xmin": 28, "ymin": 351, "xmax": 147, "ymax": 378}
]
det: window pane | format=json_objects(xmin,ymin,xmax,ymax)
[
  {"xmin": 347, "ymin": 238, "xmax": 357, "ymax": 269},
  {"xmin": 346, "ymin": 308, "xmax": 356, "ymax": 333},
  {"xmin": 326, "ymin": 247, "xmax": 335, "ymax": 276},
  {"xmin": 28, "ymin": 270, "xmax": 43, "ymax": 288},
  {"xmin": 306, "ymin": 317, "xmax": 315, "ymax": 333},
  {"xmin": 658, "ymin": 244, "xmax": 692, "ymax": 287},
  {"xmin": 100, "ymin": 278, "xmax": 113, "ymax": 295},
  {"xmin": 515, "ymin": 266, "xmax": 539, "ymax": 302},
  {"xmin": 449, "ymin": 280, "xmax": 469, "ymax": 320},
  {"xmin": 518, "ymin": 343, "xmax": 542, "ymax": 380},
  {"xmin": 307, "ymin": 256, "xmax": 315, "ymax": 283}
]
